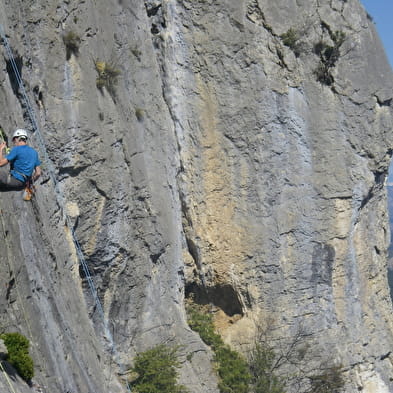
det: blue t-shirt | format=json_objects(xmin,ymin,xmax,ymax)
[{"xmin": 6, "ymin": 145, "xmax": 41, "ymax": 182}]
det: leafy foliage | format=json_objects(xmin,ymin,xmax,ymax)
[
  {"xmin": 1, "ymin": 332, "xmax": 34, "ymax": 382},
  {"xmin": 280, "ymin": 28, "xmax": 302, "ymax": 57},
  {"xmin": 313, "ymin": 30, "xmax": 346, "ymax": 85},
  {"xmin": 186, "ymin": 301, "xmax": 250, "ymax": 393},
  {"xmin": 249, "ymin": 343, "xmax": 285, "ymax": 393},
  {"xmin": 309, "ymin": 365, "xmax": 345, "ymax": 393},
  {"xmin": 95, "ymin": 59, "xmax": 121, "ymax": 98},
  {"xmin": 215, "ymin": 345, "xmax": 251, "ymax": 393},
  {"xmin": 186, "ymin": 303, "xmax": 222, "ymax": 349},
  {"xmin": 249, "ymin": 325, "xmax": 345, "ymax": 393},
  {"xmin": 62, "ymin": 31, "xmax": 81, "ymax": 60},
  {"xmin": 135, "ymin": 108, "xmax": 145, "ymax": 122},
  {"xmin": 129, "ymin": 344, "xmax": 188, "ymax": 393},
  {"xmin": 186, "ymin": 301, "xmax": 346, "ymax": 393}
]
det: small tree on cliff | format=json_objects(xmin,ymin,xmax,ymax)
[
  {"xmin": 0, "ymin": 332, "xmax": 34, "ymax": 383},
  {"xmin": 248, "ymin": 323, "xmax": 345, "ymax": 393},
  {"xmin": 129, "ymin": 344, "xmax": 188, "ymax": 393},
  {"xmin": 186, "ymin": 300, "xmax": 251, "ymax": 393}
]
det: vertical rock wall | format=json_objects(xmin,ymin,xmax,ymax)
[{"xmin": 0, "ymin": 0, "xmax": 391, "ymax": 392}]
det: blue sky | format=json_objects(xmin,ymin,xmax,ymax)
[
  {"xmin": 361, "ymin": 0, "xmax": 393, "ymax": 67},
  {"xmin": 360, "ymin": 1, "xmax": 393, "ymax": 182}
]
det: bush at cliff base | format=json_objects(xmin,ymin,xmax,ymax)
[
  {"xmin": 129, "ymin": 344, "xmax": 188, "ymax": 393},
  {"xmin": 186, "ymin": 302, "xmax": 250, "ymax": 393},
  {"xmin": 0, "ymin": 332, "xmax": 34, "ymax": 382}
]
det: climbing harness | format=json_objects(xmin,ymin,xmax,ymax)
[
  {"xmin": 0, "ymin": 127, "xmax": 35, "ymax": 199},
  {"xmin": 9, "ymin": 169, "xmax": 36, "ymax": 201},
  {"xmin": 0, "ymin": 24, "xmax": 133, "ymax": 392}
]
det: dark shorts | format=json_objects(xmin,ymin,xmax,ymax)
[{"xmin": 0, "ymin": 169, "xmax": 25, "ymax": 191}]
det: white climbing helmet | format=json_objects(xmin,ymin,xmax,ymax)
[{"xmin": 12, "ymin": 128, "xmax": 28, "ymax": 140}]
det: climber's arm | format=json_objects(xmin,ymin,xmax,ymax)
[{"xmin": 32, "ymin": 166, "xmax": 41, "ymax": 181}]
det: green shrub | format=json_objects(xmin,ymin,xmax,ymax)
[
  {"xmin": 313, "ymin": 30, "xmax": 346, "ymax": 85},
  {"xmin": 309, "ymin": 365, "xmax": 344, "ymax": 393},
  {"xmin": 135, "ymin": 108, "xmax": 145, "ymax": 122},
  {"xmin": 281, "ymin": 28, "xmax": 298, "ymax": 47},
  {"xmin": 186, "ymin": 301, "xmax": 250, "ymax": 393},
  {"xmin": 95, "ymin": 59, "xmax": 121, "ymax": 97},
  {"xmin": 186, "ymin": 303, "xmax": 223, "ymax": 349},
  {"xmin": 63, "ymin": 31, "xmax": 81, "ymax": 60},
  {"xmin": 129, "ymin": 344, "xmax": 188, "ymax": 393},
  {"xmin": 314, "ymin": 62, "xmax": 334, "ymax": 86},
  {"xmin": 215, "ymin": 345, "xmax": 250, "ymax": 393},
  {"xmin": 249, "ymin": 343, "xmax": 285, "ymax": 393},
  {"xmin": 280, "ymin": 28, "xmax": 302, "ymax": 56},
  {"xmin": 331, "ymin": 31, "xmax": 346, "ymax": 46},
  {"xmin": 186, "ymin": 301, "xmax": 345, "ymax": 393},
  {"xmin": 249, "ymin": 324, "xmax": 345, "ymax": 393},
  {"xmin": 1, "ymin": 332, "xmax": 34, "ymax": 382}
]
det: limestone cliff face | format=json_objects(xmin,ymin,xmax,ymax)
[{"xmin": 0, "ymin": 0, "xmax": 392, "ymax": 392}]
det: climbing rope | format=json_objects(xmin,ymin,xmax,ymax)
[
  {"xmin": 0, "ymin": 26, "xmax": 56, "ymax": 189},
  {"xmin": 0, "ymin": 23, "xmax": 132, "ymax": 392}
]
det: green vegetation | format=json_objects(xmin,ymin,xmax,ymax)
[
  {"xmin": 186, "ymin": 301, "xmax": 345, "ymax": 393},
  {"xmin": 186, "ymin": 302, "xmax": 250, "ymax": 393},
  {"xmin": 250, "ymin": 324, "xmax": 345, "ymax": 393},
  {"xmin": 0, "ymin": 332, "xmax": 34, "ymax": 383},
  {"xmin": 313, "ymin": 30, "xmax": 346, "ymax": 85},
  {"xmin": 310, "ymin": 365, "xmax": 345, "ymax": 393},
  {"xmin": 215, "ymin": 345, "xmax": 251, "ymax": 393},
  {"xmin": 62, "ymin": 31, "xmax": 81, "ymax": 60},
  {"xmin": 280, "ymin": 28, "xmax": 302, "ymax": 57},
  {"xmin": 186, "ymin": 302, "xmax": 222, "ymax": 348},
  {"xmin": 249, "ymin": 343, "xmax": 285, "ymax": 393},
  {"xmin": 129, "ymin": 344, "xmax": 188, "ymax": 393},
  {"xmin": 95, "ymin": 59, "xmax": 121, "ymax": 97},
  {"xmin": 135, "ymin": 108, "xmax": 145, "ymax": 122}
]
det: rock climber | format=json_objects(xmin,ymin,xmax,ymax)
[{"xmin": 0, "ymin": 129, "xmax": 41, "ymax": 191}]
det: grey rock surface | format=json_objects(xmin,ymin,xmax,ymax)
[
  {"xmin": 0, "ymin": 338, "xmax": 6, "ymax": 358},
  {"xmin": 0, "ymin": 0, "xmax": 391, "ymax": 392}
]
